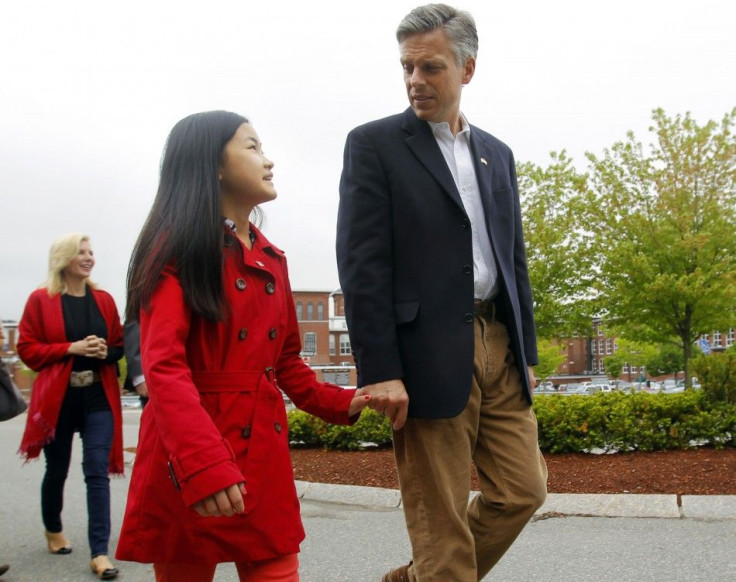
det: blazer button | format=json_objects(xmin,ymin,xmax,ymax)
[
  {"xmin": 274, "ymin": 422, "xmax": 282, "ymax": 433},
  {"xmin": 238, "ymin": 328, "xmax": 248, "ymax": 340},
  {"xmin": 464, "ymin": 313, "xmax": 474, "ymax": 323},
  {"xmin": 463, "ymin": 265, "xmax": 472, "ymax": 275},
  {"xmin": 462, "ymin": 218, "xmax": 470, "ymax": 229},
  {"xmin": 235, "ymin": 278, "xmax": 247, "ymax": 291},
  {"xmin": 241, "ymin": 426, "xmax": 252, "ymax": 438},
  {"xmin": 269, "ymin": 328, "xmax": 278, "ymax": 340},
  {"xmin": 265, "ymin": 282, "xmax": 275, "ymax": 294}
]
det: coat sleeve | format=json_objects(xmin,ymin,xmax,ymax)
[
  {"xmin": 509, "ymin": 154, "xmax": 538, "ymax": 366},
  {"xmin": 274, "ymin": 260, "xmax": 357, "ymax": 425},
  {"xmin": 123, "ymin": 320, "xmax": 143, "ymax": 379},
  {"xmin": 141, "ymin": 267, "xmax": 245, "ymax": 507},
  {"xmin": 17, "ymin": 290, "xmax": 71, "ymax": 371},
  {"xmin": 336, "ymin": 126, "xmax": 404, "ymax": 386}
]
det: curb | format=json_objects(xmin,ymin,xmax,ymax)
[{"xmin": 295, "ymin": 481, "xmax": 736, "ymax": 520}]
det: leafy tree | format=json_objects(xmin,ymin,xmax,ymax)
[
  {"xmin": 534, "ymin": 338, "xmax": 567, "ymax": 381},
  {"xmin": 604, "ymin": 338, "xmax": 658, "ymax": 380},
  {"xmin": 518, "ymin": 151, "xmax": 595, "ymax": 338},
  {"xmin": 586, "ymin": 108, "xmax": 736, "ymax": 386}
]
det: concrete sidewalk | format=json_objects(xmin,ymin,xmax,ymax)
[{"xmin": 1, "ymin": 410, "xmax": 734, "ymax": 581}]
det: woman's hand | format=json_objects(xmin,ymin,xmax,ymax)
[
  {"xmin": 193, "ymin": 483, "xmax": 247, "ymax": 517},
  {"xmin": 67, "ymin": 335, "xmax": 108, "ymax": 359},
  {"xmin": 348, "ymin": 387, "xmax": 372, "ymax": 417}
]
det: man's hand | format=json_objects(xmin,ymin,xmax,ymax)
[
  {"xmin": 362, "ymin": 379, "xmax": 409, "ymax": 430},
  {"xmin": 135, "ymin": 380, "xmax": 149, "ymax": 398},
  {"xmin": 527, "ymin": 366, "xmax": 536, "ymax": 389}
]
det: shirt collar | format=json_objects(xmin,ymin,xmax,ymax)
[{"xmin": 428, "ymin": 113, "xmax": 471, "ymax": 139}]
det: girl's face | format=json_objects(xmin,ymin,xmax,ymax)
[
  {"xmin": 63, "ymin": 240, "xmax": 95, "ymax": 281},
  {"xmin": 219, "ymin": 124, "xmax": 276, "ymax": 210}
]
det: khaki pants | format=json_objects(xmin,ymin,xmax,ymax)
[{"xmin": 393, "ymin": 313, "xmax": 548, "ymax": 581}]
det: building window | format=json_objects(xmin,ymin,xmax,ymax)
[
  {"xmin": 598, "ymin": 339, "xmax": 604, "ymax": 354},
  {"xmin": 592, "ymin": 360, "xmax": 598, "ymax": 373},
  {"xmin": 631, "ymin": 366, "xmax": 637, "ymax": 373},
  {"xmin": 613, "ymin": 340, "xmax": 618, "ymax": 352},
  {"xmin": 329, "ymin": 335, "xmax": 335, "ymax": 355},
  {"xmin": 296, "ymin": 302, "xmax": 303, "ymax": 320},
  {"xmin": 317, "ymin": 302, "xmax": 324, "ymax": 321},
  {"xmin": 339, "ymin": 333, "xmax": 351, "ymax": 356},
  {"xmin": 598, "ymin": 328, "xmax": 603, "ymax": 336},
  {"xmin": 599, "ymin": 360, "xmax": 605, "ymax": 373},
  {"xmin": 303, "ymin": 332, "xmax": 317, "ymax": 354},
  {"xmin": 727, "ymin": 328, "xmax": 735, "ymax": 347},
  {"xmin": 605, "ymin": 339, "xmax": 612, "ymax": 355},
  {"xmin": 592, "ymin": 342, "xmax": 597, "ymax": 355},
  {"xmin": 623, "ymin": 363, "xmax": 629, "ymax": 373},
  {"xmin": 714, "ymin": 330, "xmax": 722, "ymax": 346},
  {"xmin": 307, "ymin": 302, "xmax": 314, "ymax": 321}
]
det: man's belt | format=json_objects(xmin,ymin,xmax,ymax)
[{"xmin": 69, "ymin": 370, "xmax": 101, "ymax": 387}]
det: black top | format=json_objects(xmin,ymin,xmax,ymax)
[{"xmin": 61, "ymin": 286, "xmax": 123, "ymax": 413}]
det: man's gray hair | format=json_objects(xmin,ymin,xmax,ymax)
[{"xmin": 396, "ymin": 3, "xmax": 478, "ymax": 66}]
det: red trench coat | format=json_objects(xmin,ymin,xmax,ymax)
[
  {"xmin": 116, "ymin": 226, "xmax": 357, "ymax": 564},
  {"xmin": 17, "ymin": 287, "xmax": 125, "ymax": 474}
]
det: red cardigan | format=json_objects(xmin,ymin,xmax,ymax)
[{"xmin": 17, "ymin": 287, "xmax": 125, "ymax": 475}]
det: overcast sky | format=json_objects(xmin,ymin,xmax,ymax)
[{"xmin": 1, "ymin": 0, "xmax": 734, "ymax": 320}]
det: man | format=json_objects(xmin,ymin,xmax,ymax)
[
  {"xmin": 336, "ymin": 4, "xmax": 547, "ymax": 581},
  {"xmin": 123, "ymin": 320, "xmax": 149, "ymax": 408}
]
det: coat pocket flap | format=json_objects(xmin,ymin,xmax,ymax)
[{"xmin": 393, "ymin": 301, "xmax": 420, "ymax": 324}]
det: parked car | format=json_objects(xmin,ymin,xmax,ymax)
[{"xmin": 560, "ymin": 383, "xmax": 587, "ymax": 395}]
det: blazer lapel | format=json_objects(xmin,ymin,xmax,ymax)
[
  {"xmin": 469, "ymin": 129, "xmax": 499, "ymax": 231},
  {"xmin": 402, "ymin": 109, "xmax": 465, "ymax": 212}
]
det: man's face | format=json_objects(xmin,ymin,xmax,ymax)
[{"xmin": 399, "ymin": 28, "xmax": 475, "ymax": 131}]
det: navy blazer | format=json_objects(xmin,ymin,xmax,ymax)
[{"xmin": 337, "ymin": 108, "xmax": 537, "ymax": 418}]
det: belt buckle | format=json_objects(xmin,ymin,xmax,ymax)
[{"xmin": 70, "ymin": 370, "xmax": 94, "ymax": 387}]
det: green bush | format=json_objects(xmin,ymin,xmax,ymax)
[
  {"xmin": 533, "ymin": 391, "xmax": 735, "ymax": 453},
  {"xmin": 692, "ymin": 350, "xmax": 736, "ymax": 405},
  {"xmin": 287, "ymin": 408, "xmax": 392, "ymax": 450},
  {"xmin": 287, "ymin": 391, "xmax": 735, "ymax": 452}
]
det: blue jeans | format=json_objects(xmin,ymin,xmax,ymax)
[{"xmin": 42, "ymin": 392, "xmax": 113, "ymax": 558}]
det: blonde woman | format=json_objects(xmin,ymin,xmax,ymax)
[{"xmin": 18, "ymin": 233, "xmax": 124, "ymax": 580}]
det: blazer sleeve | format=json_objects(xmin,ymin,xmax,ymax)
[
  {"xmin": 510, "ymin": 154, "xmax": 538, "ymax": 365},
  {"xmin": 123, "ymin": 320, "xmax": 143, "ymax": 379},
  {"xmin": 336, "ymin": 126, "xmax": 404, "ymax": 386},
  {"xmin": 140, "ymin": 267, "xmax": 244, "ymax": 507},
  {"xmin": 17, "ymin": 290, "xmax": 71, "ymax": 371}
]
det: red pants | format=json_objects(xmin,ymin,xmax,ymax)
[{"xmin": 153, "ymin": 554, "xmax": 299, "ymax": 582}]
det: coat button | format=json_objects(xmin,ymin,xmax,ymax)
[
  {"xmin": 241, "ymin": 426, "xmax": 251, "ymax": 438},
  {"xmin": 274, "ymin": 422, "xmax": 282, "ymax": 433},
  {"xmin": 235, "ymin": 278, "xmax": 247, "ymax": 290},
  {"xmin": 238, "ymin": 328, "xmax": 248, "ymax": 340},
  {"xmin": 265, "ymin": 282, "xmax": 275, "ymax": 294},
  {"xmin": 464, "ymin": 313, "xmax": 473, "ymax": 323},
  {"xmin": 461, "ymin": 218, "xmax": 470, "ymax": 229},
  {"xmin": 269, "ymin": 328, "xmax": 278, "ymax": 340},
  {"xmin": 463, "ymin": 265, "xmax": 472, "ymax": 275}
]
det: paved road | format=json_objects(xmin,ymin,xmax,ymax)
[{"xmin": 1, "ymin": 410, "xmax": 734, "ymax": 581}]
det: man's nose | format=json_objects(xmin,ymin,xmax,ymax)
[{"xmin": 409, "ymin": 69, "xmax": 425, "ymax": 87}]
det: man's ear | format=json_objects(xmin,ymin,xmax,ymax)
[{"xmin": 462, "ymin": 57, "xmax": 476, "ymax": 85}]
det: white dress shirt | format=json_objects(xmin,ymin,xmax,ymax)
[{"xmin": 429, "ymin": 115, "xmax": 498, "ymax": 300}]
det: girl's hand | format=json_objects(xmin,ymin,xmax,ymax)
[
  {"xmin": 348, "ymin": 388, "xmax": 372, "ymax": 417},
  {"xmin": 67, "ymin": 335, "xmax": 105, "ymax": 357},
  {"xmin": 193, "ymin": 483, "xmax": 246, "ymax": 517}
]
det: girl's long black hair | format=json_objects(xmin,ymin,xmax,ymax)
[{"xmin": 126, "ymin": 110, "xmax": 248, "ymax": 323}]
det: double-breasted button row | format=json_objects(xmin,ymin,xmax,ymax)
[
  {"xmin": 234, "ymin": 278, "xmax": 276, "ymax": 294},
  {"xmin": 241, "ymin": 423, "xmax": 282, "ymax": 438}
]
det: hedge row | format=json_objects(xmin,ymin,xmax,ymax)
[{"xmin": 287, "ymin": 391, "xmax": 735, "ymax": 452}]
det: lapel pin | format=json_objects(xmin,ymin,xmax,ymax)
[
  {"xmin": 480, "ymin": 157, "xmax": 488, "ymax": 165},
  {"xmin": 256, "ymin": 260, "xmax": 265, "ymax": 267}
]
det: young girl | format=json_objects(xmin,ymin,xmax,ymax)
[{"xmin": 116, "ymin": 111, "xmax": 369, "ymax": 582}]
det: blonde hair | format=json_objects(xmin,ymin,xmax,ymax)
[{"xmin": 43, "ymin": 232, "xmax": 97, "ymax": 296}]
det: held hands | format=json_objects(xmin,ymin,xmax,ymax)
[
  {"xmin": 67, "ymin": 335, "xmax": 108, "ymax": 359},
  {"xmin": 193, "ymin": 483, "xmax": 247, "ymax": 517},
  {"xmin": 348, "ymin": 387, "xmax": 372, "ymax": 417},
  {"xmin": 361, "ymin": 379, "xmax": 409, "ymax": 430},
  {"xmin": 135, "ymin": 380, "xmax": 149, "ymax": 398}
]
